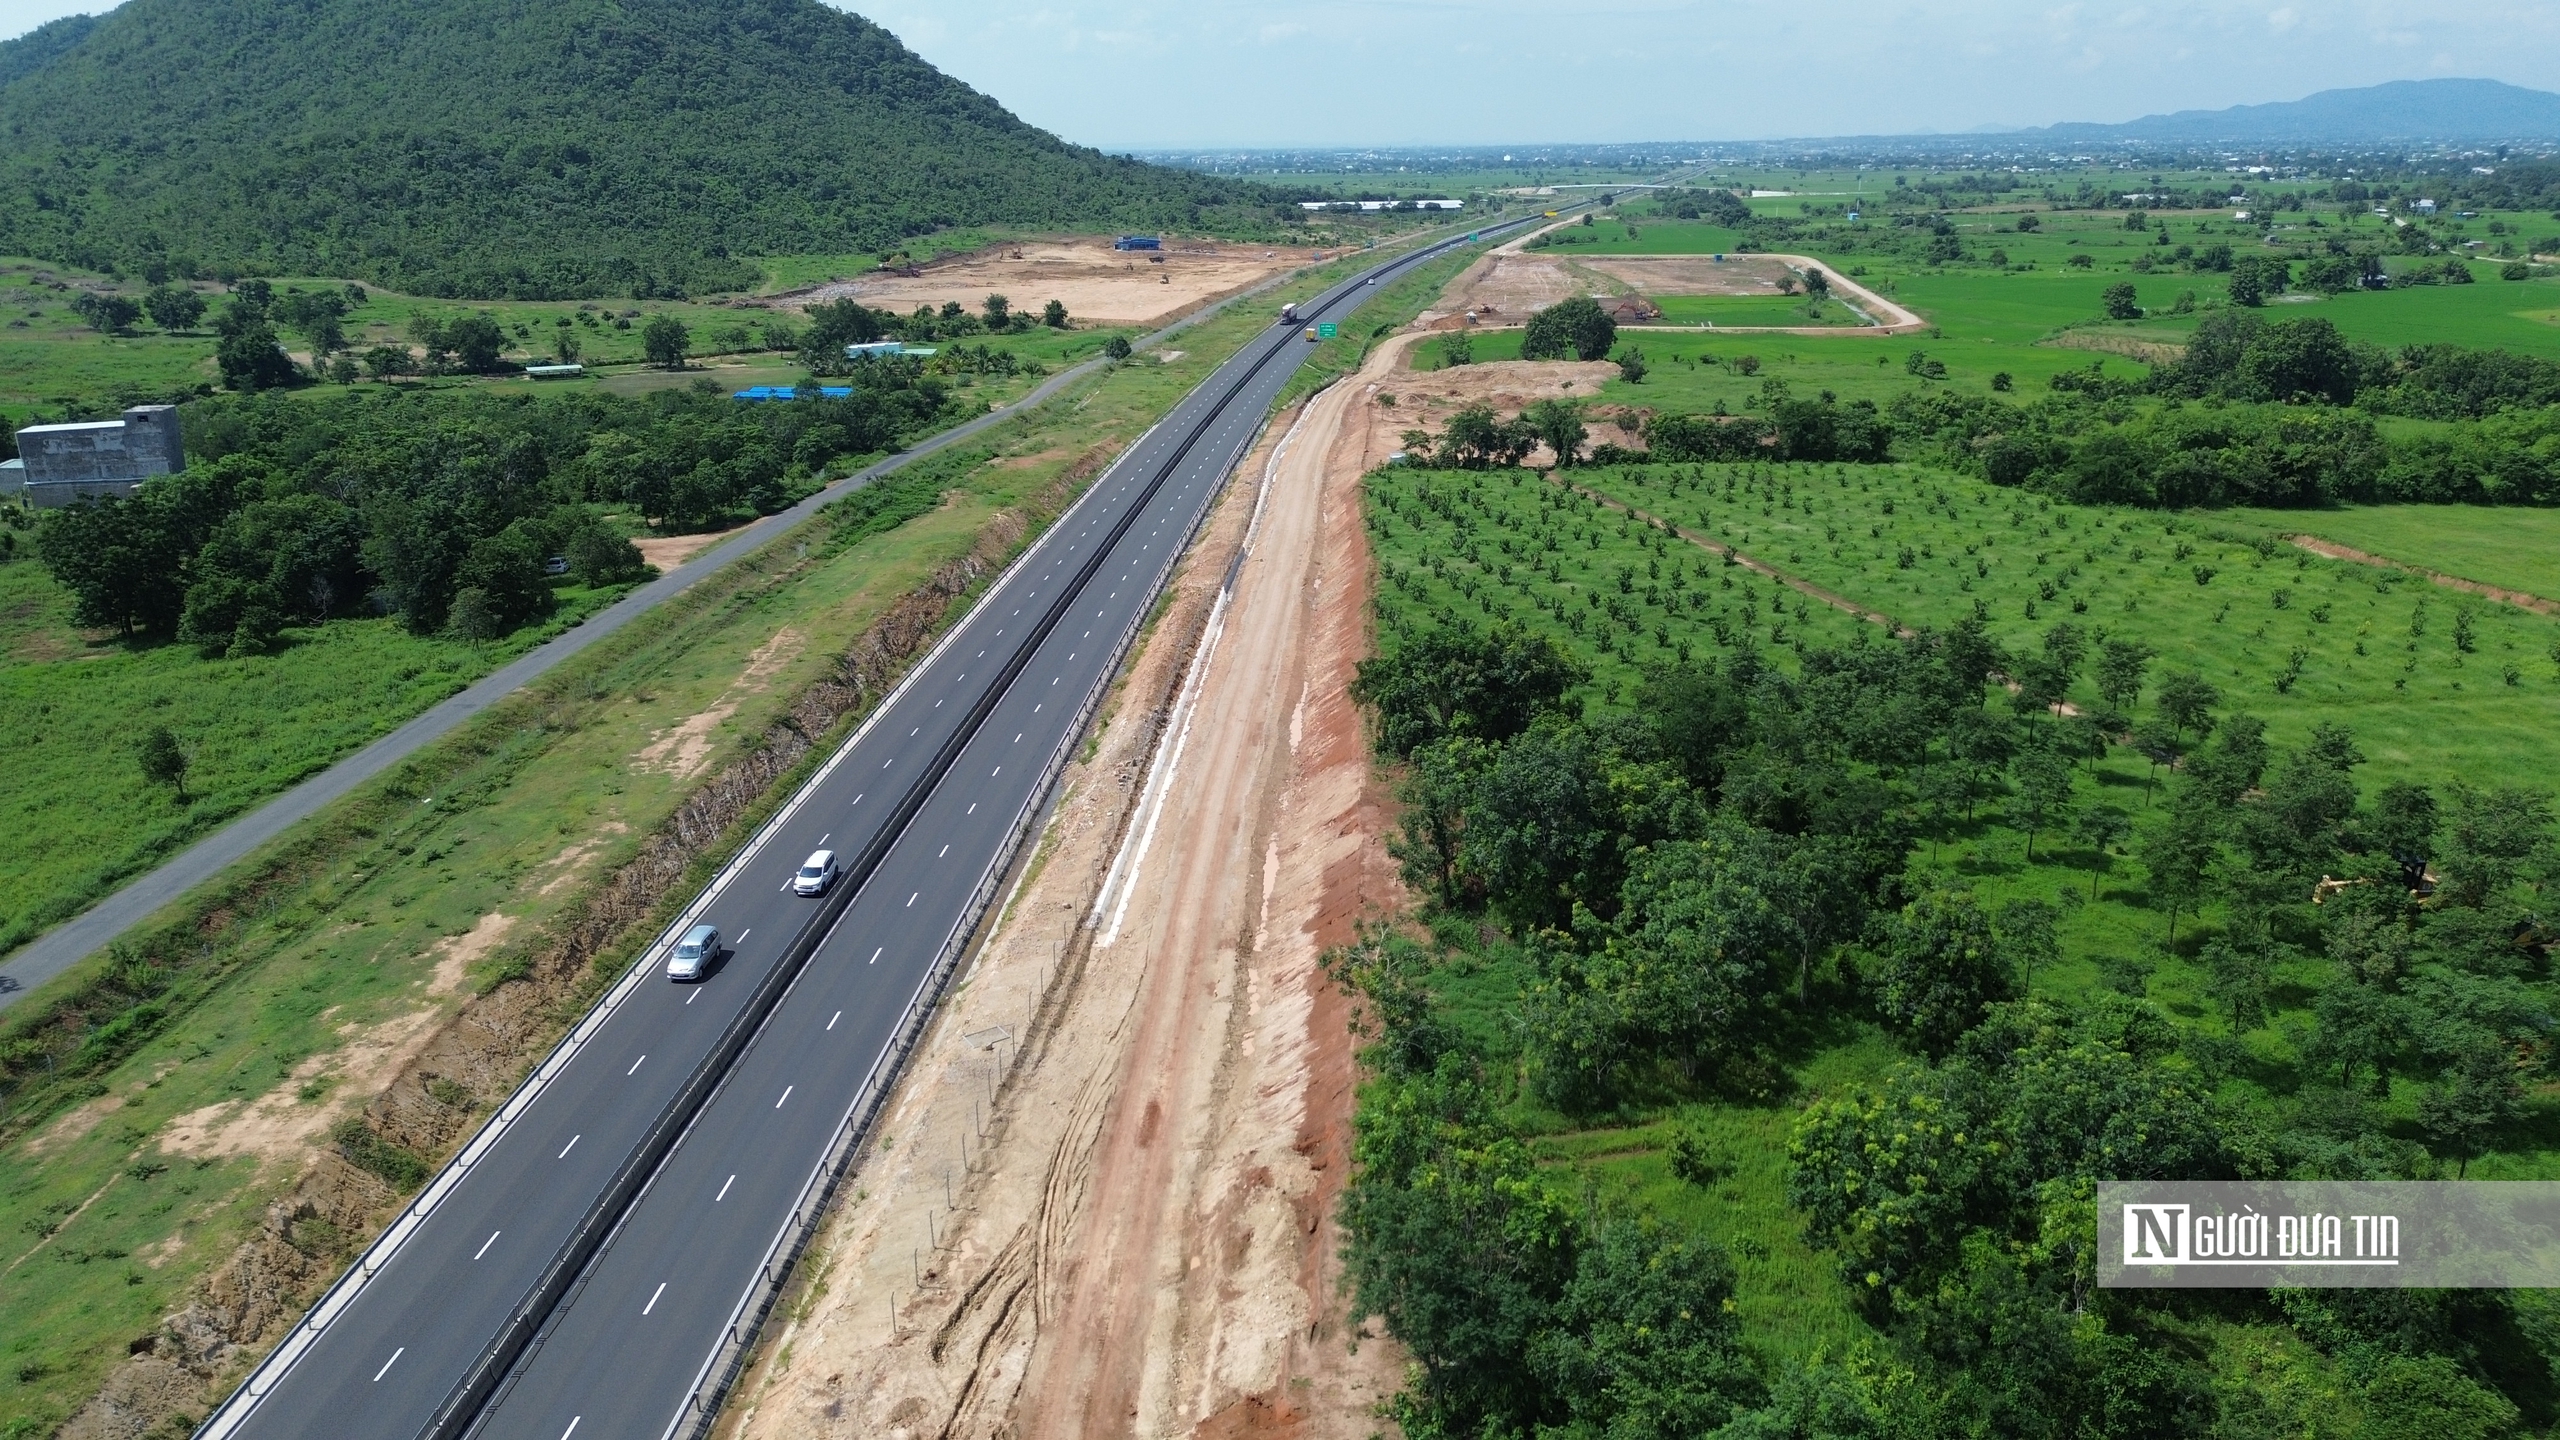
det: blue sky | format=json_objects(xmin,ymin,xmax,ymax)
[{"xmin": 7, "ymin": 0, "xmax": 2560, "ymax": 149}]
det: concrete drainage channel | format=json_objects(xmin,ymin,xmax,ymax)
[{"xmin": 191, "ymin": 208, "xmax": 1562, "ymax": 1440}]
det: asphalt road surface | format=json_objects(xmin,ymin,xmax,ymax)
[{"xmin": 205, "ymin": 220, "xmax": 1531, "ymax": 1440}]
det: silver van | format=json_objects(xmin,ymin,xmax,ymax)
[{"xmin": 667, "ymin": 923, "xmax": 720, "ymax": 981}]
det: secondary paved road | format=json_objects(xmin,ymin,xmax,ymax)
[
  {"xmin": 0, "ymin": 268, "xmax": 1307, "ymax": 1011},
  {"xmin": 201, "ymin": 221, "xmax": 1535, "ymax": 1440}
]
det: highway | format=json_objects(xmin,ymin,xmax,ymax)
[{"xmin": 200, "ymin": 216, "xmax": 1537, "ymax": 1440}]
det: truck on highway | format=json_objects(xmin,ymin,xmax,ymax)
[
  {"xmin": 1303, "ymin": 326, "xmax": 1319, "ymax": 342},
  {"xmin": 1279, "ymin": 301, "xmax": 1300, "ymax": 325}
]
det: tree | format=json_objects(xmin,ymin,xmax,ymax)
[
  {"xmin": 2370, "ymin": 780, "xmax": 2439, "ymax": 888},
  {"xmin": 2093, "ymin": 637, "xmax": 2153, "ymax": 715},
  {"xmin": 2076, "ymin": 805, "xmax": 2133, "ymax": 899},
  {"xmin": 69, "ymin": 291, "xmax": 143, "ymax": 333},
  {"xmin": 143, "ymin": 284, "xmax": 208, "ymax": 332},
  {"xmin": 553, "ymin": 329, "xmax": 583, "ymax": 364},
  {"xmin": 2153, "ymin": 669, "xmax": 2219, "ymax": 739},
  {"xmin": 2436, "ymin": 784, "xmax": 2554, "ymax": 908},
  {"xmin": 1521, "ymin": 296, "xmax": 1616, "ymax": 362},
  {"xmin": 1102, "ymin": 335, "xmax": 1132, "ymax": 361},
  {"xmin": 2417, "ymin": 1036, "xmax": 2522, "ymax": 1178},
  {"xmin": 1531, "ymin": 1216, "xmax": 1763, "ymax": 1437},
  {"xmin": 1616, "ymin": 346, "xmax": 1647, "ymax": 384},
  {"xmin": 982, "ymin": 293, "xmax": 1010, "ymax": 329},
  {"xmin": 1872, "ymin": 888, "xmax": 2013, "ymax": 1059},
  {"xmin": 2011, "ymin": 742, "xmax": 2077, "ymax": 861},
  {"xmin": 1521, "ymin": 398, "xmax": 1588, "ymax": 467},
  {"xmin": 2137, "ymin": 793, "xmax": 2220, "ymax": 942},
  {"xmin": 215, "ymin": 319, "xmax": 298, "ymax": 390},
  {"xmin": 1441, "ymin": 331, "xmax": 1474, "ymax": 367},
  {"xmin": 447, "ymin": 313, "xmax": 507, "ymax": 372},
  {"xmin": 137, "ymin": 724, "xmax": 189, "ymax": 803},
  {"xmin": 565, "ymin": 520, "xmax": 648, "ymax": 586},
  {"xmin": 1388, "ymin": 737, "xmax": 1492, "ymax": 907},
  {"xmin": 406, "ymin": 314, "xmax": 455, "ymax": 371},
  {"xmin": 1349, "ymin": 621, "xmax": 1588, "ymax": 757},
  {"xmin": 642, "ymin": 314, "xmax": 690, "ymax": 370},
  {"xmin": 1041, "ymin": 299, "xmax": 1068, "ymax": 328},
  {"xmin": 2102, "ymin": 282, "xmax": 2141, "ymax": 320},
  {"xmin": 1803, "ymin": 267, "xmax": 1831, "ymax": 298}
]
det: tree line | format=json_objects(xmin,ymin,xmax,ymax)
[
  {"xmin": 1334, "ymin": 601, "xmax": 2560, "ymax": 1437},
  {"xmin": 1412, "ymin": 294, "xmax": 2560, "ymax": 507}
]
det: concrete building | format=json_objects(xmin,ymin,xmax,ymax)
[{"xmin": 11, "ymin": 405, "xmax": 186, "ymax": 508}]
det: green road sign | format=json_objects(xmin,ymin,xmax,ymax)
[{"xmin": 1317, "ymin": 322, "xmax": 1338, "ymax": 339}]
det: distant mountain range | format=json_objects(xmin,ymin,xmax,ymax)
[
  {"xmin": 0, "ymin": 0, "xmax": 1272, "ymax": 299},
  {"xmin": 2013, "ymin": 78, "xmax": 2560, "ymax": 145}
]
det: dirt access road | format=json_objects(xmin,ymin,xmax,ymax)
[
  {"xmin": 779, "ymin": 239, "xmax": 1329, "ymax": 329},
  {"xmin": 720, "ymin": 346, "xmax": 1413, "ymax": 1439}
]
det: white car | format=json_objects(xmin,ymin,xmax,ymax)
[
  {"xmin": 793, "ymin": 849, "xmax": 839, "ymax": 897},
  {"xmin": 667, "ymin": 924, "xmax": 720, "ymax": 981}
]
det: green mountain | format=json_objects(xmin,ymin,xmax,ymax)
[{"xmin": 0, "ymin": 0, "xmax": 1277, "ymax": 298}]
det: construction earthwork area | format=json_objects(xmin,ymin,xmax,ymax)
[{"xmin": 780, "ymin": 239, "xmax": 1333, "ymax": 329}]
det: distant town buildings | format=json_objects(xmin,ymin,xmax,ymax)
[{"xmin": 8, "ymin": 405, "xmax": 186, "ymax": 509}]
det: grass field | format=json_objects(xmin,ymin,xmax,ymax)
[
  {"xmin": 0, "ymin": 241, "xmax": 1434, "ymax": 1435},
  {"xmin": 2225, "ymin": 504, "xmax": 2560, "ymax": 604},
  {"xmin": 0, "ymin": 561, "xmax": 638, "ymax": 958}
]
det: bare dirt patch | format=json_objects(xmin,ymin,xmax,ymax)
[
  {"xmin": 535, "ymin": 823, "xmax": 631, "ymax": 899},
  {"xmin": 723, "ymin": 351, "xmax": 1411, "ymax": 1440},
  {"xmin": 157, "ymin": 1002, "xmax": 449, "ymax": 1167},
  {"xmin": 633, "ymin": 527, "xmax": 743, "ymax": 573},
  {"xmin": 424, "ymin": 912, "xmax": 519, "ymax": 996},
  {"xmin": 2044, "ymin": 329, "xmax": 2187, "ymax": 365},
  {"xmin": 1584, "ymin": 253, "xmax": 1796, "ymax": 295},
  {"xmin": 24, "ymin": 1089, "xmax": 124, "ymax": 1158},
  {"xmin": 778, "ymin": 239, "xmax": 1323, "ymax": 329},
  {"xmin": 634, "ymin": 628, "xmax": 808, "ymax": 779}
]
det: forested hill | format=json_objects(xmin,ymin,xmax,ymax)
[{"xmin": 0, "ymin": 0, "xmax": 1277, "ymax": 298}]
